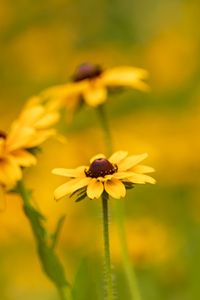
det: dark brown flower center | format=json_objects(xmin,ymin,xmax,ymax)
[
  {"xmin": 0, "ymin": 131, "xmax": 7, "ymax": 139},
  {"xmin": 85, "ymin": 158, "xmax": 118, "ymax": 178},
  {"xmin": 73, "ymin": 63, "xmax": 103, "ymax": 82}
]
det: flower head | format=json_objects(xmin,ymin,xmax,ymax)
[
  {"xmin": 52, "ymin": 151, "xmax": 155, "ymax": 201},
  {"xmin": 6, "ymin": 97, "xmax": 59, "ymax": 151},
  {"xmin": 41, "ymin": 63, "xmax": 149, "ymax": 115},
  {"xmin": 0, "ymin": 99, "xmax": 60, "ymax": 190}
]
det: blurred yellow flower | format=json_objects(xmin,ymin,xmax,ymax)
[
  {"xmin": 0, "ymin": 99, "xmax": 60, "ymax": 190},
  {"xmin": 41, "ymin": 63, "xmax": 149, "ymax": 114},
  {"xmin": 6, "ymin": 97, "xmax": 60, "ymax": 150},
  {"xmin": 52, "ymin": 150, "xmax": 155, "ymax": 201}
]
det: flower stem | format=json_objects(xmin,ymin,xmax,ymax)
[
  {"xmin": 97, "ymin": 104, "xmax": 142, "ymax": 300},
  {"xmin": 102, "ymin": 193, "xmax": 114, "ymax": 300},
  {"xmin": 17, "ymin": 180, "xmax": 72, "ymax": 300}
]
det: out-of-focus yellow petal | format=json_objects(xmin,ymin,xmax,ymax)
[
  {"xmin": 86, "ymin": 178, "xmax": 104, "ymax": 199},
  {"xmin": 6, "ymin": 124, "xmax": 35, "ymax": 152},
  {"xmin": 34, "ymin": 113, "xmax": 59, "ymax": 129},
  {"xmin": 118, "ymin": 153, "xmax": 148, "ymax": 171},
  {"xmin": 90, "ymin": 153, "xmax": 106, "ymax": 163},
  {"xmin": 128, "ymin": 173, "xmax": 156, "ymax": 184},
  {"xmin": 24, "ymin": 96, "xmax": 41, "ymax": 108},
  {"xmin": 11, "ymin": 149, "xmax": 37, "ymax": 167},
  {"xmin": 84, "ymin": 84, "xmax": 107, "ymax": 107},
  {"xmin": 25, "ymin": 129, "xmax": 56, "ymax": 148},
  {"xmin": 102, "ymin": 66, "xmax": 150, "ymax": 91},
  {"xmin": 0, "ymin": 158, "xmax": 22, "ymax": 187},
  {"xmin": 109, "ymin": 151, "xmax": 128, "ymax": 164},
  {"xmin": 42, "ymin": 81, "xmax": 87, "ymax": 101},
  {"xmin": 19, "ymin": 106, "xmax": 44, "ymax": 126},
  {"xmin": 52, "ymin": 166, "xmax": 86, "ymax": 178},
  {"xmin": 104, "ymin": 178, "xmax": 126, "ymax": 199},
  {"xmin": 0, "ymin": 139, "xmax": 6, "ymax": 157}
]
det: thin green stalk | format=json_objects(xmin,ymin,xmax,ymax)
[
  {"xmin": 102, "ymin": 193, "xmax": 114, "ymax": 300},
  {"xmin": 97, "ymin": 104, "xmax": 142, "ymax": 300},
  {"xmin": 17, "ymin": 180, "xmax": 72, "ymax": 300}
]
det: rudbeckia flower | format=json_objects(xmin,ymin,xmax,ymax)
[
  {"xmin": 0, "ymin": 130, "xmax": 36, "ymax": 190},
  {"xmin": 6, "ymin": 97, "xmax": 60, "ymax": 150},
  {"xmin": 0, "ymin": 100, "xmax": 60, "ymax": 190},
  {"xmin": 52, "ymin": 151, "xmax": 155, "ymax": 201},
  {"xmin": 41, "ymin": 63, "xmax": 149, "ymax": 114}
]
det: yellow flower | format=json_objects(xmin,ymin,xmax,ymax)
[
  {"xmin": 52, "ymin": 151, "xmax": 155, "ymax": 201},
  {"xmin": 0, "ymin": 131, "xmax": 36, "ymax": 190},
  {"xmin": 6, "ymin": 97, "xmax": 60, "ymax": 151},
  {"xmin": 42, "ymin": 63, "xmax": 149, "ymax": 113},
  {"xmin": 0, "ymin": 99, "xmax": 60, "ymax": 190}
]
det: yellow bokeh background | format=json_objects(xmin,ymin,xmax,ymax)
[{"xmin": 0, "ymin": 0, "xmax": 200, "ymax": 299}]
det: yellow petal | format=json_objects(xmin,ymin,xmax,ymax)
[
  {"xmin": 86, "ymin": 178, "xmax": 104, "ymax": 199},
  {"xmin": 6, "ymin": 124, "xmax": 35, "ymax": 151},
  {"xmin": 42, "ymin": 81, "xmax": 86, "ymax": 100},
  {"xmin": 25, "ymin": 96, "xmax": 41, "ymax": 108},
  {"xmin": 52, "ymin": 166, "xmax": 86, "ymax": 178},
  {"xmin": 54, "ymin": 177, "xmax": 91, "ymax": 200},
  {"xmin": 118, "ymin": 153, "xmax": 148, "ymax": 171},
  {"xmin": 0, "ymin": 158, "xmax": 22, "ymax": 187},
  {"xmin": 98, "ymin": 174, "xmax": 114, "ymax": 182},
  {"xmin": 71, "ymin": 177, "xmax": 92, "ymax": 194},
  {"xmin": 104, "ymin": 178, "xmax": 126, "ymax": 199},
  {"xmin": 90, "ymin": 153, "xmax": 106, "ymax": 163},
  {"xmin": 11, "ymin": 149, "xmax": 37, "ymax": 167},
  {"xmin": 84, "ymin": 83, "xmax": 107, "ymax": 107},
  {"xmin": 19, "ymin": 106, "xmax": 44, "ymax": 126},
  {"xmin": 0, "ymin": 139, "xmax": 6, "ymax": 157},
  {"xmin": 54, "ymin": 178, "xmax": 80, "ymax": 200},
  {"xmin": 132, "ymin": 165, "xmax": 155, "ymax": 174},
  {"xmin": 113, "ymin": 171, "xmax": 136, "ymax": 180},
  {"xmin": 128, "ymin": 173, "xmax": 156, "ymax": 184},
  {"xmin": 25, "ymin": 129, "xmax": 56, "ymax": 148},
  {"xmin": 102, "ymin": 66, "xmax": 149, "ymax": 91},
  {"xmin": 34, "ymin": 113, "xmax": 59, "ymax": 129},
  {"xmin": 109, "ymin": 151, "xmax": 128, "ymax": 164}
]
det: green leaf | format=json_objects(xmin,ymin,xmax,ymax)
[
  {"xmin": 51, "ymin": 215, "xmax": 66, "ymax": 249},
  {"xmin": 38, "ymin": 244, "xmax": 68, "ymax": 287},
  {"xmin": 17, "ymin": 181, "xmax": 70, "ymax": 288}
]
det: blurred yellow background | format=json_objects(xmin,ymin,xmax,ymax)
[{"xmin": 0, "ymin": 0, "xmax": 200, "ymax": 299}]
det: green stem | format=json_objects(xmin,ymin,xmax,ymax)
[
  {"xmin": 102, "ymin": 193, "xmax": 114, "ymax": 300},
  {"xmin": 58, "ymin": 286, "xmax": 73, "ymax": 300},
  {"xmin": 97, "ymin": 104, "xmax": 142, "ymax": 300},
  {"xmin": 17, "ymin": 180, "xmax": 72, "ymax": 300}
]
